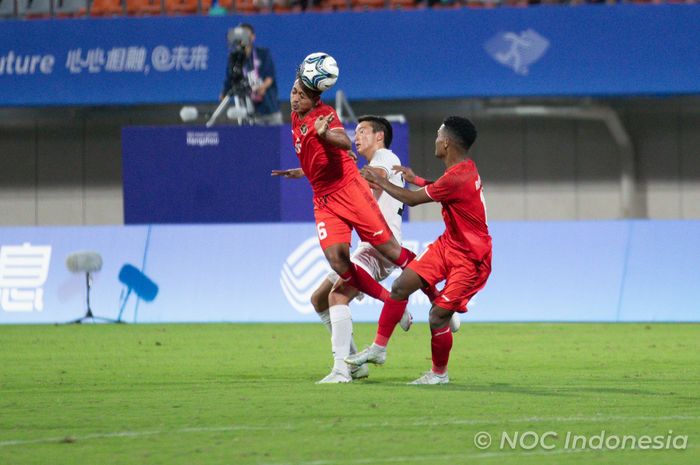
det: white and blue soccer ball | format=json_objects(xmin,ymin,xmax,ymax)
[{"xmin": 299, "ymin": 52, "xmax": 339, "ymax": 92}]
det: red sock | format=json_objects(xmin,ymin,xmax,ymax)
[
  {"xmin": 393, "ymin": 247, "xmax": 415, "ymax": 269},
  {"xmin": 430, "ymin": 326, "xmax": 453, "ymax": 374},
  {"xmin": 374, "ymin": 297, "xmax": 408, "ymax": 347},
  {"xmin": 339, "ymin": 264, "xmax": 389, "ymax": 302}
]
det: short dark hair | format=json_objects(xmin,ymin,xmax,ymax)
[
  {"xmin": 443, "ymin": 116, "xmax": 477, "ymax": 151},
  {"xmin": 238, "ymin": 23, "xmax": 255, "ymax": 34},
  {"xmin": 357, "ymin": 115, "xmax": 393, "ymax": 149}
]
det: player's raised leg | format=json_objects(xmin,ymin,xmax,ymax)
[
  {"xmin": 345, "ymin": 267, "xmax": 424, "ymax": 366},
  {"xmin": 373, "ymin": 238, "xmax": 439, "ymax": 303},
  {"xmin": 324, "ymin": 242, "xmax": 390, "ymax": 303}
]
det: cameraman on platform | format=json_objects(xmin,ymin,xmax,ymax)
[{"xmin": 221, "ymin": 23, "xmax": 282, "ymax": 125}]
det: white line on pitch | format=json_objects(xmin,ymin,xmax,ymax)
[{"xmin": 0, "ymin": 415, "xmax": 696, "ymax": 448}]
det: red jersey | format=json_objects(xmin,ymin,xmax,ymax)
[
  {"xmin": 425, "ymin": 160, "xmax": 492, "ymax": 262},
  {"xmin": 291, "ymin": 103, "xmax": 359, "ymax": 197}
]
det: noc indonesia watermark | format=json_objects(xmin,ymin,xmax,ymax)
[{"xmin": 473, "ymin": 430, "xmax": 688, "ymax": 452}]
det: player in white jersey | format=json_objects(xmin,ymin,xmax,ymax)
[{"xmin": 312, "ymin": 116, "xmax": 408, "ymax": 384}]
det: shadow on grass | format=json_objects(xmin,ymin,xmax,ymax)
[{"xmin": 377, "ymin": 381, "xmax": 669, "ymax": 398}]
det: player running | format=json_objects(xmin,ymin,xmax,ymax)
[
  {"xmin": 346, "ymin": 116, "xmax": 492, "ymax": 385},
  {"xmin": 272, "ymin": 75, "xmax": 425, "ymax": 312}
]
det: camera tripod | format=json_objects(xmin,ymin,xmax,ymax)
[{"xmin": 206, "ymin": 88, "xmax": 254, "ymax": 127}]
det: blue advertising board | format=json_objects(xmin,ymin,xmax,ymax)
[
  {"xmin": 2, "ymin": 5, "xmax": 700, "ymax": 106},
  {"xmin": 0, "ymin": 220, "xmax": 698, "ymax": 324},
  {"xmin": 122, "ymin": 123, "xmax": 410, "ymax": 224}
]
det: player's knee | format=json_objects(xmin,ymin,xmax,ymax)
[
  {"xmin": 328, "ymin": 290, "xmax": 349, "ymax": 307},
  {"xmin": 428, "ymin": 308, "xmax": 451, "ymax": 329},
  {"xmin": 310, "ymin": 288, "xmax": 327, "ymax": 313},
  {"xmin": 390, "ymin": 280, "xmax": 411, "ymax": 301},
  {"xmin": 326, "ymin": 254, "xmax": 350, "ymax": 275}
]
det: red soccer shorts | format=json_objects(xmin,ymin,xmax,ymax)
[
  {"xmin": 408, "ymin": 235, "xmax": 492, "ymax": 312},
  {"xmin": 313, "ymin": 176, "xmax": 394, "ymax": 250}
]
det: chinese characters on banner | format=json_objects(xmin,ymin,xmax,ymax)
[
  {"xmin": 65, "ymin": 45, "xmax": 209, "ymax": 74},
  {"xmin": 0, "ymin": 243, "xmax": 51, "ymax": 312}
]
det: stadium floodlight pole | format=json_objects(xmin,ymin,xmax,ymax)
[
  {"xmin": 334, "ymin": 90, "xmax": 357, "ymax": 123},
  {"xmin": 206, "ymin": 94, "xmax": 232, "ymax": 128},
  {"xmin": 65, "ymin": 251, "xmax": 123, "ymax": 324}
]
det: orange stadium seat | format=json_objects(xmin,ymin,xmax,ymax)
[
  {"xmin": 200, "ymin": 0, "xmax": 234, "ymax": 13},
  {"xmin": 429, "ymin": 0, "xmax": 462, "ymax": 8},
  {"xmin": 126, "ymin": 0, "xmax": 161, "ymax": 14},
  {"xmin": 165, "ymin": 0, "xmax": 197, "ymax": 13},
  {"xmin": 352, "ymin": 0, "xmax": 385, "ymax": 9},
  {"xmin": 272, "ymin": 0, "xmax": 293, "ymax": 12},
  {"xmin": 89, "ymin": 0, "xmax": 123, "ymax": 16},
  {"xmin": 319, "ymin": 0, "xmax": 350, "ymax": 10},
  {"xmin": 465, "ymin": 0, "xmax": 499, "ymax": 7},
  {"xmin": 233, "ymin": 0, "xmax": 258, "ymax": 13},
  {"xmin": 388, "ymin": 0, "xmax": 420, "ymax": 8}
]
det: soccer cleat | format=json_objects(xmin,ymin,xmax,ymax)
[
  {"xmin": 399, "ymin": 310, "xmax": 413, "ymax": 331},
  {"xmin": 450, "ymin": 313, "xmax": 461, "ymax": 333},
  {"xmin": 316, "ymin": 369, "xmax": 351, "ymax": 384},
  {"xmin": 408, "ymin": 371, "xmax": 450, "ymax": 385},
  {"xmin": 344, "ymin": 343, "xmax": 386, "ymax": 366},
  {"xmin": 350, "ymin": 363, "xmax": 369, "ymax": 380}
]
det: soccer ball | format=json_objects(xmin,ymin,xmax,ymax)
[{"xmin": 299, "ymin": 52, "xmax": 339, "ymax": 92}]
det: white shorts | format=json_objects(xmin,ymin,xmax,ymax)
[{"xmin": 327, "ymin": 243, "xmax": 396, "ymax": 286}]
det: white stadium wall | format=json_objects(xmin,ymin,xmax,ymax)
[{"xmin": 2, "ymin": 98, "xmax": 700, "ymax": 226}]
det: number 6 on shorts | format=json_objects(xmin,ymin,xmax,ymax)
[{"xmin": 317, "ymin": 222, "xmax": 328, "ymax": 240}]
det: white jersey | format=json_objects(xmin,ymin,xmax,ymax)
[
  {"xmin": 365, "ymin": 148, "xmax": 404, "ymax": 244},
  {"xmin": 327, "ymin": 148, "xmax": 405, "ymax": 287}
]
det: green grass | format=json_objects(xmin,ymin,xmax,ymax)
[{"xmin": 1, "ymin": 323, "xmax": 698, "ymax": 465}]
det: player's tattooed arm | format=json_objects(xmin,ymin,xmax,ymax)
[
  {"xmin": 361, "ymin": 166, "xmax": 432, "ymax": 207},
  {"xmin": 271, "ymin": 168, "xmax": 305, "ymax": 179}
]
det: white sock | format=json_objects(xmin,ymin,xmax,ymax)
[
  {"xmin": 317, "ymin": 309, "xmax": 332, "ymax": 334},
  {"xmin": 329, "ymin": 304, "xmax": 353, "ymax": 375}
]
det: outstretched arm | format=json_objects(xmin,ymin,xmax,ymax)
[
  {"xmin": 392, "ymin": 165, "xmax": 433, "ymax": 187},
  {"xmin": 361, "ymin": 166, "xmax": 432, "ymax": 207},
  {"xmin": 271, "ymin": 168, "xmax": 305, "ymax": 179}
]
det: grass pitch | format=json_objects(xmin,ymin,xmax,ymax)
[{"xmin": 1, "ymin": 323, "xmax": 698, "ymax": 465}]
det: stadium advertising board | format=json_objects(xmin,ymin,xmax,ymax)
[
  {"xmin": 2, "ymin": 5, "xmax": 700, "ymax": 105},
  {"xmin": 0, "ymin": 221, "xmax": 698, "ymax": 324},
  {"xmin": 121, "ymin": 124, "xmax": 410, "ymax": 224}
]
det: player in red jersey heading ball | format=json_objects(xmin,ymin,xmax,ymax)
[
  {"xmin": 346, "ymin": 116, "xmax": 493, "ymax": 385},
  {"xmin": 272, "ymin": 70, "xmax": 425, "ymax": 306}
]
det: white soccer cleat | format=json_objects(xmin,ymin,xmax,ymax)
[
  {"xmin": 316, "ymin": 369, "xmax": 351, "ymax": 384},
  {"xmin": 399, "ymin": 310, "xmax": 413, "ymax": 331},
  {"xmin": 449, "ymin": 313, "xmax": 461, "ymax": 333},
  {"xmin": 408, "ymin": 371, "xmax": 449, "ymax": 385},
  {"xmin": 350, "ymin": 363, "xmax": 369, "ymax": 379},
  {"xmin": 344, "ymin": 343, "xmax": 386, "ymax": 366}
]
